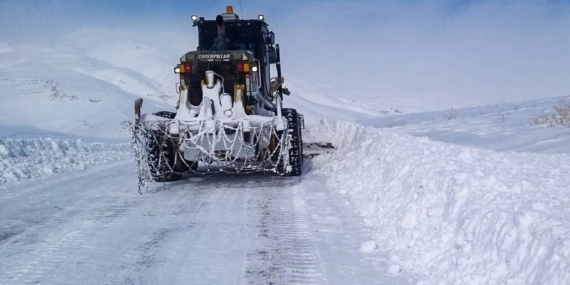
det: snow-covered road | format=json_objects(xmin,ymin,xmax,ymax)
[{"xmin": 0, "ymin": 160, "xmax": 411, "ymax": 285}]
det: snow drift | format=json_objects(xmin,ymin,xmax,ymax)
[
  {"xmin": 0, "ymin": 138, "xmax": 130, "ymax": 187},
  {"xmin": 307, "ymin": 121, "xmax": 570, "ymax": 285}
]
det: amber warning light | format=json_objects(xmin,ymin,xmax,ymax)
[{"xmin": 174, "ymin": 64, "xmax": 192, "ymax": 74}]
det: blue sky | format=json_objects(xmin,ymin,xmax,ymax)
[
  {"xmin": 1, "ymin": 0, "xmax": 568, "ymax": 37},
  {"xmin": 2, "ymin": 0, "xmax": 566, "ymax": 21},
  {"xmin": 0, "ymin": 0, "xmax": 290, "ymax": 39},
  {"xmin": 1, "ymin": 0, "xmax": 569, "ymax": 105}
]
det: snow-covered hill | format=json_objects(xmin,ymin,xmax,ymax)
[
  {"xmin": 0, "ymin": 39, "xmax": 179, "ymax": 140},
  {"xmin": 360, "ymin": 96, "xmax": 570, "ymax": 154},
  {"xmin": 0, "ymin": 38, "xmax": 396, "ymax": 141}
]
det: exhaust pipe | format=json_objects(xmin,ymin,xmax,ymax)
[
  {"xmin": 216, "ymin": 15, "xmax": 226, "ymax": 50},
  {"xmin": 134, "ymin": 98, "xmax": 143, "ymax": 132}
]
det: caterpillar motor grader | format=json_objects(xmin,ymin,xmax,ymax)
[{"xmin": 132, "ymin": 6, "xmax": 304, "ymax": 186}]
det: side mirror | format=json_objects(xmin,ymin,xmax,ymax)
[
  {"xmin": 265, "ymin": 31, "xmax": 275, "ymax": 45},
  {"xmin": 268, "ymin": 48, "xmax": 277, "ymax": 64}
]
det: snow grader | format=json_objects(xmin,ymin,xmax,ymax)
[{"xmin": 131, "ymin": 6, "xmax": 304, "ymax": 187}]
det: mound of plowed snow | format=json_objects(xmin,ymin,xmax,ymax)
[
  {"xmin": 307, "ymin": 121, "xmax": 570, "ymax": 285},
  {"xmin": 0, "ymin": 138, "xmax": 129, "ymax": 187}
]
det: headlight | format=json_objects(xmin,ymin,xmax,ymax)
[
  {"xmin": 251, "ymin": 66, "xmax": 258, "ymax": 72},
  {"xmin": 174, "ymin": 67, "xmax": 181, "ymax": 74},
  {"xmin": 191, "ymin": 15, "xmax": 198, "ymax": 21},
  {"xmin": 258, "ymin": 15, "xmax": 264, "ymax": 21}
]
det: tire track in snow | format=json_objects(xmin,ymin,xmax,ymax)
[
  {"xmin": 2, "ymin": 201, "xmax": 142, "ymax": 284},
  {"xmin": 111, "ymin": 175, "xmax": 251, "ymax": 285},
  {"xmin": 245, "ymin": 182, "xmax": 328, "ymax": 285},
  {"xmin": 0, "ymin": 163, "xmax": 142, "ymax": 285},
  {"xmin": 301, "ymin": 177, "xmax": 415, "ymax": 285},
  {"xmin": 0, "ymin": 162, "xmax": 415, "ymax": 285},
  {"xmin": 105, "ymin": 181, "xmax": 209, "ymax": 284}
]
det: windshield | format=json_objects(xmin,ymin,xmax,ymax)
[{"xmin": 197, "ymin": 21, "xmax": 260, "ymax": 53}]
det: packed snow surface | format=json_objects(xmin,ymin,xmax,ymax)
[
  {"xmin": 0, "ymin": 162, "xmax": 413, "ymax": 285},
  {"xmin": 0, "ymin": 138, "xmax": 129, "ymax": 188},
  {"xmin": 306, "ymin": 121, "xmax": 570, "ymax": 285}
]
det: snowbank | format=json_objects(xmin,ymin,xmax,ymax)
[
  {"xmin": 307, "ymin": 121, "xmax": 570, "ymax": 285},
  {"xmin": 0, "ymin": 138, "xmax": 130, "ymax": 187}
]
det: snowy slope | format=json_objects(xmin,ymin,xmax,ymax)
[
  {"xmin": 359, "ymin": 96, "xmax": 570, "ymax": 154},
  {"xmin": 0, "ymin": 40, "xmax": 388, "ymax": 141},
  {"xmin": 306, "ymin": 121, "xmax": 570, "ymax": 285},
  {"xmin": 0, "ymin": 39, "xmax": 183, "ymax": 187},
  {"xmin": 0, "ymin": 41, "xmax": 177, "ymax": 140},
  {"xmin": 283, "ymin": 76, "xmax": 403, "ymax": 116},
  {"xmin": 88, "ymin": 43, "xmax": 178, "ymax": 95}
]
